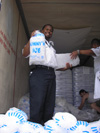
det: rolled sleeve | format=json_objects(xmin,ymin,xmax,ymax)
[
  {"xmin": 22, "ymin": 48, "xmax": 29, "ymax": 58},
  {"xmin": 91, "ymin": 47, "xmax": 100, "ymax": 57}
]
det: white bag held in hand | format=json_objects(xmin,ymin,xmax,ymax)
[
  {"xmin": 56, "ymin": 53, "xmax": 80, "ymax": 69},
  {"xmin": 29, "ymin": 31, "xmax": 46, "ymax": 65}
]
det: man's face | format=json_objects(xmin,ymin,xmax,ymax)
[
  {"xmin": 80, "ymin": 92, "xmax": 86, "ymax": 97},
  {"xmin": 42, "ymin": 25, "xmax": 53, "ymax": 40},
  {"xmin": 92, "ymin": 43, "xmax": 99, "ymax": 48}
]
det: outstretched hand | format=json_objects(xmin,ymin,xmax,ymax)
[{"xmin": 70, "ymin": 51, "xmax": 78, "ymax": 59}]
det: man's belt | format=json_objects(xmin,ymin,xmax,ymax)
[{"xmin": 30, "ymin": 65, "xmax": 54, "ymax": 71}]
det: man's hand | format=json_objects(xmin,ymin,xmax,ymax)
[
  {"xmin": 66, "ymin": 63, "xmax": 72, "ymax": 69},
  {"xmin": 31, "ymin": 30, "xmax": 37, "ymax": 37},
  {"xmin": 59, "ymin": 63, "xmax": 72, "ymax": 71},
  {"xmin": 70, "ymin": 51, "xmax": 78, "ymax": 59},
  {"xmin": 22, "ymin": 30, "xmax": 37, "ymax": 57}
]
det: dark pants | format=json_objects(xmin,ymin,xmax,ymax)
[{"xmin": 29, "ymin": 67, "xmax": 56, "ymax": 124}]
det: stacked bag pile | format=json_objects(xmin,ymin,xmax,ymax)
[
  {"xmin": 55, "ymin": 70, "xmax": 73, "ymax": 105},
  {"xmin": 0, "ymin": 107, "xmax": 46, "ymax": 133},
  {"xmin": 0, "ymin": 107, "xmax": 100, "ymax": 133},
  {"xmin": 72, "ymin": 66, "xmax": 95, "ymax": 108},
  {"xmin": 55, "ymin": 70, "xmax": 73, "ymax": 114}
]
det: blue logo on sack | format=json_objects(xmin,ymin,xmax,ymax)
[
  {"xmin": 35, "ymin": 33, "xmax": 44, "ymax": 37},
  {"xmin": 91, "ymin": 127, "xmax": 99, "ymax": 133},
  {"xmin": 32, "ymin": 48, "xmax": 41, "ymax": 53},
  {"xmin": 0, "ymin": 124, "xmax": 7, "ymax": 128},
  {"xmin": 30, "ymin": 41, "xmax": 45, "ymax": 46},
  {"xmin": 30, "ymin": 55, "xmax": 44, "ymax": 59},
  {"xmin": 70, "ymin": 121, "xmax": 89, "ymax": 131}
]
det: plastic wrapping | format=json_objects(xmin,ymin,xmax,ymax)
[
  {"xmin": 18, "ymin": 94, "xmax": 30, "ymax": 119},
  {"xmin": 55, "ymin": 70, "xmax": 73, "ymax": 105}
]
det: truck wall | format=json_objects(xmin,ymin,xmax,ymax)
[{"xmin": 0, "ymin": 0, "xmax": 29, "ymax": 113}]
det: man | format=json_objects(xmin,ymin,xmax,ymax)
[
  {"xmin": 22, "ymin": 24, "xmax": 71, "ymax": 125},
  {"xmin": 71, "ymin": 38, "xmax": 100, "ymax": 99},
  {"xmin": 78, "ymin": 89, "xmax": 100, "ymax": 113}
]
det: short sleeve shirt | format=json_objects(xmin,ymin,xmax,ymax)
[{"xmin": 91, "ymin": 46, "xmax": 100, "ymax": 73}]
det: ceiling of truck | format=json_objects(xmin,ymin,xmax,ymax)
[{"xmin": 19, "ymin": 0, "xmax": 100, "ymax": 65}]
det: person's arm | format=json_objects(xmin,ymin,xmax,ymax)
[
  {"xmin": 22, "ymin": 30, "xmax": 36, "ymax": 57},
  {"xmin": 22, "ymin": 41, "xmax": 30, "ymax": 57},
  {"xmin": 70, "ymin": 49, "xmax": 96, "ymax": 59},
  {"xmin": 56, "ymin": 63, "xmax": 72, "ymax": 71},
  {"xmin": 78, "ymin": 94, "xmax": 88, "ymax": 110}
]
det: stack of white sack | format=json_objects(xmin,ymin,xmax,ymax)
[
  {"xmin": 0, "ymin": 107, "xmax": 47, "ymax": 133},
  {"xmin": 44, "ymin": 112, "xmax": 77, "ymax": 132},
  {"xmin": 17, "ymin": 93, "xmax": 100, "ymax": 123},
  {"xmin": 0, "ymin": 107, "xmax": 27, "ymax": 133},
  {"xmin": 55, "ymin": 70, "xmax": 73, "ymax": 106},
  {"xmin": 0, "ymin": 108, "xmax": 100, "ymax": 133},
  {"xmin": 44, "ymin": 112, "xmax": 100, "ymax": 133}
]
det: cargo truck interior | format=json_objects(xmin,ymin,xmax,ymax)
[{"xmin": 0, "ymin": 0, "xmax": 100, "ymax": 122}]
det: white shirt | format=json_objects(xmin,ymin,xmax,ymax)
[{"xmin": 91, "ymin": 46, "xmax": 100, "ymax": 73}]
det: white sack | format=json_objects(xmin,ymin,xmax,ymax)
[
  {"xmin": 5, "ymin": 107, "xmax": 28, "ymax": 122},
  {"xmin": 44, "ymin": 119, "xmax": 67, "ymax": 133},
  {"xmin": 29, "ymin": 31, "xmax": 46, "ymax": 65},
  {"xmin": 0, "ymin": 116, "xmax": 20, "ymax": 133},
  {"xmin": 19, "ymin": 121, "xmax": 46, "ymax": 133},
  {"xmin": 56, "ymin": 53, "xmax": 80, "ymax": 69},
  {"xmin": 69, "ymin": 121, "xmax": 92, "ymax": 133},
  {"xmin": 53, "ymin": 112, "xmax": 77, "ymax": 129},
  {"xmin": 89, "ymin": 120, "xmax": 100, "ymax": 133}
]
